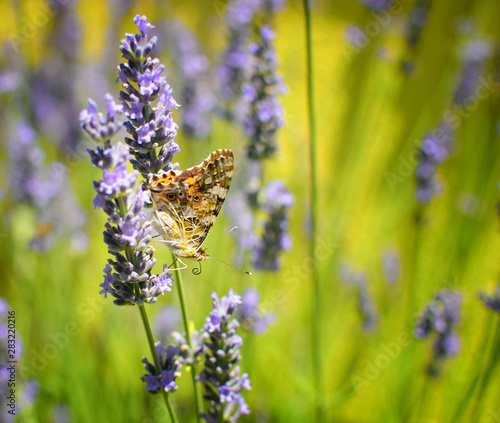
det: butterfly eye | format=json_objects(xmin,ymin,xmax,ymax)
[{"xmin": 167, "ymin": 193, "xmax": 176, "ymax": 200}]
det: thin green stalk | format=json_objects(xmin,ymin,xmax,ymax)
[
  {"xmin": 172, "ymin": 255, "xmax": 203, "ymax": 422},
  {"xmin": 138, "ymin": 304, "xmax": 179, "ymax": 423},
  {"xmin": 464, "ymin": 315, "xmax": 500, "ymax": 423},
  {"xmin": 303, "ymin": 1, "xmax": 325, "ymax": 422}
]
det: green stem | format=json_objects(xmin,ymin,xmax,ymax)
[
  {"xmin": 172, "ymin": 255, "xmax": 203, "ymax": 422},
  {"xmin": 464, "ymin": 315, "xmax": 500, "ymax": 423},
  {"xmin": 138, "ymin": 304, "xmax": 179, "ymax": 423},
  {"xmin": 303, "ymin": 1, "xmax": 325, "ymax": 422},
  {"xmin": 449, "ymin": 313, "xmax": 495, "ymax": 423}
]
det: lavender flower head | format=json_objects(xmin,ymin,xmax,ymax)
[
  {"xmin": 243, "ymin": 25, "xmax": 287, "ymax": 160},
  {"xmin": 415, "ymin": 122, "xmax": 455, "ymax": 204},
  {"xmin": 453, "ymin": 39, "xmax": 492, "ymax": 106},
  {"xmin": 81, "ymin": 96, "xmax": 173, "ymax": 306},
  {"xmin": 117, "ymin": 14, "xmax": 180, "ymax": 178},
  {"xmin": 252, "ymin": 180, "xmax": 293, "ymax": 272},
  {"xmin": 199, "ymin": 289, "xmax": 252, "ymax": 422},
  {"xmin": 236, "ymin": 288, "xmax": 276, "ymax": 334},
  {"xmin": 415, "ymin": 290, "xmax": 461, "ymax": 376},
  {"xmin": 141, "ymin": 342, "xmax": 181, "ymax": 393},
  {"xmin": 218, "ymin": 0, "xmax": 261, "ymax": 108}
]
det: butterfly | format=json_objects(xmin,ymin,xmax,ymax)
[{"xmin": 147, "ymin": 149, "xmax": 234, "ymax": 268}]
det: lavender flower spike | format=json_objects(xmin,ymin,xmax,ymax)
[
  {"xmin": 243, "ymin": 25, "xmax": 287, "ymax": 160},
  {"xmin": 199, "ymin": 289, "xmax": 251, "ymax": 422},
  {"xmin": 252, "ymin": 180, "xmax": 294, "ymax": 272},
  {"xmin": 415, "ymin": 122, "xmax": 455, "ymax": 204},
  {"xmin": 81, "ymin": 95, "xmax": 172, "ymax": 306},
  {"xmin": 141, "ymin": 342, "xmax": 181, "ymax": 393},
  {"xmin": 117, "ymin": 14, "xmax": 180, "ymax": 178},
  {"xmin": 415, "ymin": 290, "xmax": 461, "ymax": 376}
]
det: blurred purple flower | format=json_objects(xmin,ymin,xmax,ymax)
[
  {"xmin": 6, "ymin": 120, "xmax": 88, "ymax": 253},
  {"xmin": 243, "ymin": 25, "xmax": 287, "ymax": 160},
  {"xmin": 404, "ymin": 0, "xmax": 432, "ymax": 50},
  {"xmin": 158, "ymin": 20, "xmax": 215, "ymax": 139},
  {"xmin": 415, "ymin": 123, "xmax": 455, "ymax": 204},
  {"xmin": 479, "ymin": 284, "xmax": 500, "ymax": 314},
  {"xmin": 340, "ymin": 264, "xmax": 378, "ymax": 333},
  {"xmin": 382, "ymin": 250, "xmax": 400, "ymax": 284},
  {"xmin": 252, "ymin": 180, "xmax": 293, "ymax": 272},
  {"xmin": 360, "ymin": 0, "xmax": 394, "ymax": 12},
  {"xmin": 415, "ymin": 290, "xmax": 461, "ymax": 376},
  {"xmin": 153, "ymin": 306, "xmax": 182, "ymax": 343},
  {"xmin": 236, "ymin": 288, "xmax": 276, "ymax": 334},
  {"xmin": 453, "ymin": 39, "xmax": 492, "ymax": 106},
  {"xmin": 345, "ymin": 25, "xmax": 368, "ymax": 48}
]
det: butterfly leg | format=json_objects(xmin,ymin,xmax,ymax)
[{"xmin": 166, "ymin": 256, "xmax": 188, "ymax": 272}]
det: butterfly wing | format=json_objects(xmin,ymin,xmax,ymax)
[
  {"xmin": 147, "ymin": 149, "xmax": 234, "ymax": 258},
  {"xmin": 177, "ymin": 149, "xmax": 234, "ymax": 251}
]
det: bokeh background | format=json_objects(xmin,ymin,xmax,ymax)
[{"xmin": 0, "ymin": 0, "xmax": 499, "ymax": 422}]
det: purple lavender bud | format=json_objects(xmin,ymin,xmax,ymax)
[
  {"xmin": 134, "ymin": 14, "xmax": 155, "ymax": 35},
  {"xmin": 80, "ymin": 94, "xmax": 123, "ymax": 142},
  {"xmin": 159, "ymin": 20, "xmax": 215, "ymax": 139}
]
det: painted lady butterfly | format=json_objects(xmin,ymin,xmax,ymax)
[{"xmin": 147, "ymin": 149, "xmax": 234, "ymax": 265}]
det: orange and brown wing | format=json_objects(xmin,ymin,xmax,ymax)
[
  {"xmin": 176, "ymin": 149, "xmax": 234, "ymax": 249},
  {"xmin": 147, "ymin": 149, "xmax": 234, "ymax": 255}
]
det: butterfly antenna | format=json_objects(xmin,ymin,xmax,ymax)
[
  {"xmin": 193, "ymin": 261, "xmax": 202, "ymax": 276},
  {"xmin": 207, "ymin": 254, "xmax": 252, "ymax": 275},
  {"xmin": 203, "ymin": 226, "xmax": 239, "ymax": 252}
]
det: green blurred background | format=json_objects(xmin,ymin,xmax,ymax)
[{"xmin": 0, "ymin": 0, "xmax": 499, "ymax": 422}]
